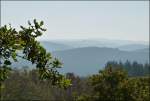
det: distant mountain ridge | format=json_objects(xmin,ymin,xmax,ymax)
[
  {"xmin": 40, "ymin": 40, "xmax": 149, "ymax": 52},
  {"xmin": 118, "ymin": 44, "xmax": 149, "ymax": 51},
  {"xmin": 40, "ymin": 41, "xmax": 72, "ymax": 52},
  {"xmin": 12, "ymin": 40, "xmax": 149, "ymax": 76}
]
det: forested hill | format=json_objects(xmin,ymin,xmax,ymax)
[
  {"xmin": 52, "ymin": 47, "xmax": 149, "ymax": 76},
  {"xmin": 12, "ymin": 46, "xmax": 149, "ymax": 76}
]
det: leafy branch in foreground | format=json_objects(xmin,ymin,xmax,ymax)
[{"xmin": 0, "ymin": 19, "xmax": 71, "ymax": 90}]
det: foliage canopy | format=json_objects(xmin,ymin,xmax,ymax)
[
  {"xmin": 0, "ymin": 19, "xmax": 71, "ymax": 89},
  {"xmin": 77, "ymin": 66, "xmax": 150, "ymax": 101}
]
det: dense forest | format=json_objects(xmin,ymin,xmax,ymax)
[
  {"xmin": 106, "ymin": 61, "xmax": 150, "ymax": 77},
  {"xmin": 1, "ymin": 61, "xmax": 150, "ymax": 101}
]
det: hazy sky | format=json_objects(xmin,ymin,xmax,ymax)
[{"xmin": 1, "ymin": 1, "xmax": 149, "ymax": 42}]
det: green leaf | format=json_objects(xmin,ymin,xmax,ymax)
[
  {"xmin": 40, "ymin": 21, "xmax": 44, "ymax": 26},
  {"xmin": 4, "ymin": 60, "xmax": 11, "ymax": 65},
  {"xmin": 28, "ymin": 21, "xmax": 31, "ymax": 25},
  {"xmin": 12, "ymin": 52, "xmax": 16, "ymax": 59}
]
